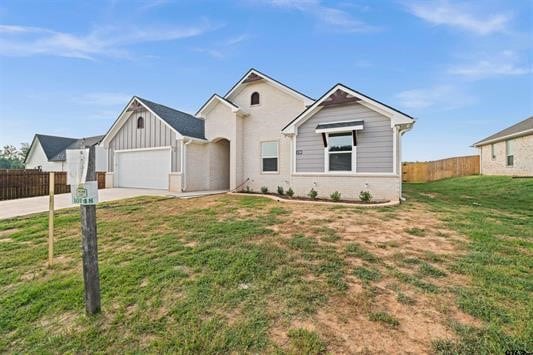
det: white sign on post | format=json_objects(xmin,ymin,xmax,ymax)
[
  {"xmin": 66, "ymin": 148, "xmax": 98, "ymax": 205},
  {"xmin": 72, "ymin": 182, "xmax": 98, "ymax": 205}
]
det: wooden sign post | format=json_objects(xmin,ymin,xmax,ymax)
[
  {"xmin": 80, "ymin": 145, "xmax": 101, "ymax": 314},
  {"xmin": 48, "ymin": 172, "xmax": 54, "ymax": 268}
]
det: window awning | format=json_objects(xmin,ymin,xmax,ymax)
[{"xmin": 315, "ymin": 120, "xmax": 364, "ymax": 134}]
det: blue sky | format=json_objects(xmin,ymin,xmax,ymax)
[{"xmin": 0, "ymin": 0, "xmax": 531, "ymax": 161}]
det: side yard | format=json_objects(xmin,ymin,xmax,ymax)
[{"xmin": 0, "ymin": 176, "xmax": 531, "ymax": 353}]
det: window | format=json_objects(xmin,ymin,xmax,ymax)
[
  {"xmin": 261, "ymin": 141, "xmax": 278, "ymax": 172},
  {"xmin": 137, "ymin": 116, "xmax": 144, "ymax": 129},
  {"xmin": 251, "ymin": 92, "xmax": 260, "ymax": 106},
  {"xmin": 327, "ymin": 132, "xmax": 353, "ymax": 171},
  {"xmin": 506, "ymin": 140, "xmax": 513, "ymax": 166},
  {"xmin": 491, "ymin": 144, "xmax": 496, "ymax": 160}
]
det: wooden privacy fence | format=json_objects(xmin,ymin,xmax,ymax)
[
  {"xmin": 402, "ymin": 155, "xmax": 480, "ymax": 183},
  {"xmin": 0, "ymin": 170, "xmax": 106, "ymax": 201}
]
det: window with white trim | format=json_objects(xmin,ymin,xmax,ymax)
[
  {"xmin": 326, "ymin": 132, "xmax": 355, "ymax": 171},
  {"xmin": 506, "ymin": 140, "xmax": 513, "ymax": 166},
  {"xmin": 491, "ymin": 144, "xmax": 496, "ymax": 160},
  {"xmin": 261, "ymin": 141, "xmax": 278, "ymax": 172}
]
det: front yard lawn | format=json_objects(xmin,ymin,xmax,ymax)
[{"xmin": 0, "ymin": 176, "xmax": 531, "ymax": 353}]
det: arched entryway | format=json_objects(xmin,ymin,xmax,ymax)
[{"xmin": 208, "ymin": 138, "xmax": 230, "ymax": 190}]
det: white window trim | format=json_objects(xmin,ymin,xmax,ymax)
[
  {"xmin": 324, "ymin": 131, "xmax": 356, "ymax": 173},
  {"xmin": 261, "ymin": 140, "xmax": 279, "ymax": 174},
  {"xmin": 491, "ymin": 143, "xmax": 496, "ymax": 160}
]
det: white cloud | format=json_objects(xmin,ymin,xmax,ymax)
[
  {"xmin": 257, "ymin": 0, "xmax": 376, "ymax": 33},
  {"xmin": 0, "ymin": 20, "xmax": 219, "ymax": 60},
  {"xmin": 395, "ymin": 85, "xmax": 474, "ymax": 110},
  {"xmin": 449, "ymin": 51, "xmax": 532, "ymax": 79},
  {"xmin": 404, "ymin": 1, "xmax": 511, "ymax": 35}
]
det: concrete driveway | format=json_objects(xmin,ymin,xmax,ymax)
[{"xmin": 0, "ymin": 188, "xmax": 227, "ymax": 220}]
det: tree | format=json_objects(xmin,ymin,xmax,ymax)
[
  {"xmin": 20, "ymin": 143, "xmax": 30, "ymax": 161},
  {"xmin": 0, "ymin": 143, "xmax": 28, "ymax": 169}
]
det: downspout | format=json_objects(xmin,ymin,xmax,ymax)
[
  {"xmin": 398, "ymin": 124, "xmax": 413, "ymax": 202},
  {"xmin": 182, "ymin": 139, "xmax": 193, "ymax": 192}
]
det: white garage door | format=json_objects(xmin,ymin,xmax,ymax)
[{"xmin": 116, "ymin": 148, "xmax": 171, "ymax": 189}]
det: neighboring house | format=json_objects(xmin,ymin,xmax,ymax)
[
  {"xmin": 473, "ymin": 116, "xmax": 533, "ymax": 177},
  {"xmin": 25, "ymin": 134, "xmax": 105, "ymax": 172},
  {"xmin": 100, "ymin": 69, "xmax": 414, "ymax": 201}
]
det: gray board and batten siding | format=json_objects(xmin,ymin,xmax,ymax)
[
  {"xmin": 107, "ymin": 111, "xmax": 181, "ymax": 172},
  {"xmin": 295, "ymin": 103, "xmax": 393, "ymax": 173}
]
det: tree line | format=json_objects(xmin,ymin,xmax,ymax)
[{"xmin": 0, "ymin": 143, "xmax": 30, "ymax": 169}]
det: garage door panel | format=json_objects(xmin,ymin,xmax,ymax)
[{"xmin": 117, "ymin": 149, "xmax": 170, "ymax": 189}]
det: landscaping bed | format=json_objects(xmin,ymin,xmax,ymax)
[{"xmin": 233, "ymin": 191, "xmax": 393, "ymax": 207}]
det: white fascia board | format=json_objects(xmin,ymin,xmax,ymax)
[
  {"xmin": 282, "ymin": 84, "xmax": 414, "ymax": 134},
  {"xmin": 101, "ymin": 97, "xmax": 183, "ymax": 147},
  {"xmin": 225, "ymin": 69, "xmax": 314, "ymax": 106},
  {"xmin": 195, "ymin": 94, "xmax": 242, "ymax": 118}
]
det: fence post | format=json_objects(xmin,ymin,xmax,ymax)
[{"xmin": 48, "ymin": 172, "xmax": 54, "ymax": 268}]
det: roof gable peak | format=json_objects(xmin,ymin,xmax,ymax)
[{"xmin": 224, "ymin": 68, "xmax": 314, "ymax": 105}]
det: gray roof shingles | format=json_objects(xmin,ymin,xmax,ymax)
[
  {"xmin": 35, "ymin": 134, "xmax": 78, "ymax": 161},
  {"xmin": 474, "ymin": 116, "xmax": 533, "ymax": 146},
  {"xmin": 136, "ymin": 96, "xmax": 205, "ymax": 140},
  {"xmin": 32, "ymin": 134, "xmax": 104, "ymax": 162},
  {"xmin": 50, "ymin": 135, "xmax": 104, "ymax": 161}
]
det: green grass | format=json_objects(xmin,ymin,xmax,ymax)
[
  {"xmin": 405, "ymin": 227, "xmax": 426, "ymax": 237},
  {"xmin": 396, "ymin": 292, "xmax": 416, "ymax": 306},
  {"xmin": 405, "ymin": 176, "xmax": 533, "ymax": 353},
  {"xmin": 345, "ymin": 243, "xmax": 379, "ymax": 263},
  {"xmin": 286, "ymin": 328, "xmax": 326, "ymax": 354},
  {"xmin": 353, "ymin": 266, "xmax": 381, "ymax": 283},
  {"xmin": 369, "ymin": 311, "xmax": 400, "ymax": 327},
  {"xmin": 418, "ymin": 262, "xmax": 447, "ymax": 278},
  {"xmin": 1, "ymin": 176, "xmax": 531, "ymax": 353},
  {"xmin": 0, "ymin": 196, "xmax": 342, "ymax": 353}
]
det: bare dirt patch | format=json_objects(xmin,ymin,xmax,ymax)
[{"xmin": 262, "ymin": 199, "xmax": 471, "ymax": 353}]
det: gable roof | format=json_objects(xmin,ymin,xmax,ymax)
[
  {"xmin": 195, "ymin": 94, "xmax": 242, "ymax": 118},
  {"xmin": 473, "ymin": 116, "xmax": 533, "ymax": 147},
  {"xmin": 32, "ymin": 134, "xmax": 77, "ymax": 161},
  {"xmin": 50, "ymin": 135, "xmax": 104, "ymax": 161},
  {"xmin": 26, "ymin": 134, "xmax": 104, "ymax": 163},
  {"xmin": 224, "ymin": 68, "xmax": 315, "ymax": 105},
  {"xmin": 281, "ymin": 83, "xmax": 415, "ymax": 134},
  {"xmin": 101, "ymin": 96, "xmax": 206, "ymax": 146},
  {"xmin": 136, "ymin": 97, "xmax": 205, "ymax": 139}
]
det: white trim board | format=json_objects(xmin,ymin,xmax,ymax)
[
  {"xmin": 195, "ymin": 94, "xmax": 246, "ymax": 118},
  {"xmin": 282, "ymin": 84, "xmax": 415, "ymax": 135},
  {"xmin": 101, "ymin": 97, "xmax": 184, "ymax": 147},
  {"xmin": 224, "ymin": 69, "xmax": 314, "ymax": 106}
]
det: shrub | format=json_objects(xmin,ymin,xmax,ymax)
[
  {"xmin": 286, "ymin": 187, "xmax": 294, "ymax": 197},
  {"xmin": 245, "ymin": 185, "xmax": 251, "ymax": 193},
  {"xmin": 277, "ymin": 186, "xmax": 284, "ymax": 195},
  {"xmin": 359, "ymin": 190, "xmax": 372, "ymax": 202},
  {"xmin": 330, "ymin": 191, "xmax": 341, "ymax": 202},
  {"xmin": 308, "ymin": 188, "xmax": 318, "ymax": 200},
  {"xmin": 260, "ymin": 186, "xmax": 268, "ymax": 194}
]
